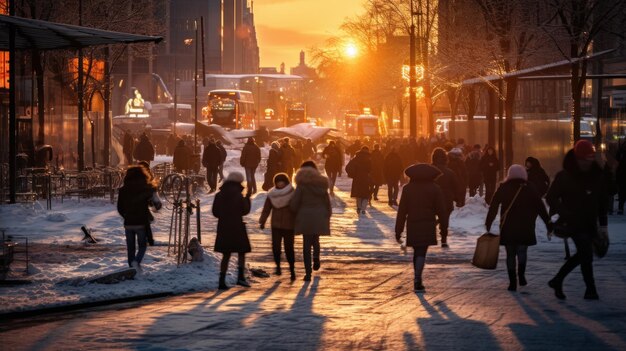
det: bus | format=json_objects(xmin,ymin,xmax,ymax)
[
  {"xmin": 203, "ymin": 89, "xmax": 255, "ymax": 130},
  {"xmin": 343, "ymin": 110, "xmax": 360, "ymax": 136},
  {"xmin": 355, "ymin": 114, "xmax": 381, "ymax": 138},
  {"xmin": 286, "ymin": 102, "xmax": 306, "ymax": 127}
]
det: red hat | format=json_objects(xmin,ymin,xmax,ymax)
[{"xmin": 574, "ymin": 140, "xmax": 595, "ymax": 160}]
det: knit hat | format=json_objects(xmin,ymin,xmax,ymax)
[
  {"xmin": 225, "ymin": 171, "xmax": 244, "ymax": 183},
  {"xmin": 574, "ymin": 140, "xmax": 595, "ymax": 160},
  {"xmin": 273, "ymin": 173, "xmax": 290, "ymax": 185},
  {"xmin": 431, "ymin": 147, "xmax": 448, "ymax": 165},
  {"xmin": 506, "ymin": 164, "xmax": 528, "ymax": 181}
]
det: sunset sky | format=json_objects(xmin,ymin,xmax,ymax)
[{"xmin": 254, "ymin": 0, "xmax": 366, "ymax": 70}]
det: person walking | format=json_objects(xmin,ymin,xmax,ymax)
[
  {"xmin": 240, "ymin": 137, "xmax": 261, "ymax": 194},
  {"xmin": 431, "ymin": 148, "xmax": 463, "ymax": 247},
  {"xmin": 172, "ymin": 139, "xmax": 192, "ymax": 173},
  {"xmin": 202, "ymin": 139, "xmax": 222, "ymax": 193},
  {"xmin": 290, "ymin": 161, "xmax": 331, "ymax": 281},
  {"xmin": 370, "ymin": 144, "xmax": 385, "ymax": 201},
  {"xmin": 216, "ymin": 140, "xmax": 227, "ymax": 183},
  {"xmin": 117, "ymin": 166, "xmax": 162, "ymax": 271},
  {"xmin": 212, "ymin": 172, "xmax": 252, "ymax": 289},
  {"xmin": 481, "ymin": 146, "xmax": 500, "ymax": 204},
  {"xmin": 259, "ymin": 173, "xmax": 297, "ymax": 280},
  {"xmin": 485, "ymin": 164, "xmax": 551, "ymax": 291},
  {"xmin": 384, "ymin": 146, "xmax": 404, "ymax": 206},
  {"xmin": 133, "ymin": 132, "xmax": 155, "ymax": 163},
  {"xmin": 346, "ymin": 146, "xmax": 372, "ymax": 214},
  {"xmin": 448, "ymin": 148, "xmax": 468, "ymax": 206},
  {"xmin": 615, "ymin": 142, "xmax": 626, "ymax": 214},
  {"xmin": 322, "ymin": 140, "xmax": 343, "ymax": 195},
  {"xmin": 396, "ymin": 163, "xmax": 447, "ymax": 292},
  {"xmin": 525, "ymin": 157, "xmax": 551, "ymax": 197},
  {"xmin": 123, "ymin": 129, "xmax": 135, "ymax": 165},
  {"xmin": 466, "ymin": 144, "xmax": 483, "ymax": 197},
  {"xmin": 302, "ymin": 138, "xmax": 316, "ymax": 161},
  {"xmin": 280, "ymin": 138, "xmax": 297, "ymax": 180},
  {"xmin": 546, "ymin": 140, "xmax": 608, "ymax": 300},
  {"xmin": 263, "ymin": 142, "xmax": 282, "ymax": 191}
]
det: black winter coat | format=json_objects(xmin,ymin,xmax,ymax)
[
  {"xmin": 480, "ymin": 150, "xmax": 499, "ymax": 183},
  {"xmin": 396, "ymin": 164, "xmax": 447, "ymax": 247},
  {"xmin": 263, "ymin": 147, "xmax": 282, "ymax": 191},
  {"xmin": 117, "ymin": 184, "xmax": 156, "ymax": 226},
  {"xmin": 526, "ymin": 157, "xmax": 550, "ymax": 197},
  {"xmin": 370, "ymin": 150, "xmax": 385, "ymax": 186},
  {"xmin": 217, "ymin": 143, "xmax": 227, "ymax": 164},
  {"xmin": 173, "ymin": 144, "xmax": 192, "ymax": 172},
  {"xmin": 347, "ymin": 150, "xmax": 372, "ymax": 198},
  {"xmin": 433, "ymin": 162, "xmax": 462, "ymax": 212},
  {"xmin": 485, "ymin": 179, "xmax": 550, "ymax": 246},
  {"xmin": 322, "ymin": 145, "xmax": 343, "ymax": 173},
  {"xmin": 448, "ymin": 157, "xmax": 468, "ymax": 204},
  {"xmin": 133, "ymin": 137, "xmax": 155, "ymax": 162},
  {"xmin": 384, "ymin": 151, "xmax": 404, "ymax": 183},
  {"xmin": 212, "ymin": 181, "xmax": 252, "ymax": 253},
  {"xmin": 240, "ymin": 142, "xmax": 261, "ymax": 169},
  {"xmin": 465, "ymin": 151, "xmax": 482, "ymax": 185},
  {"xmin": 202, "ymin": 144, "xmax": 222, "ymax": 170},
  {"xmin": 546, "ymin": 150, "xmax": 608, "ymax": 237}
]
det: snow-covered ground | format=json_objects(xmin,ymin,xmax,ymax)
[{"xmin": 1, "ymin": 148, "xmax": 626, "ymax": 350}]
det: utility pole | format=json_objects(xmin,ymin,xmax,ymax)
[
  {"xmin": 193, "ymin": 19, "xmax": 198, "ymax": 153},
  {"xmin": 77, "ymin": 0, "xmax": 84, "ymax": 171},
  {"xmin": 409, "ymin": 0, "xmax": 417, "ymax": 138}
]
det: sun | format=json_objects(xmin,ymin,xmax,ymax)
[{"xmin": 345, "ymin": 42, "xmax": 358, "ymax": 58}]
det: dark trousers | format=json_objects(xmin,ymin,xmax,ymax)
[
  {"xmin": 372, "ymin": 185, "xmax": 380, "ymax": 199},
  {"xmin": 245, "ymin": 167, "xmax": 257, "ymax": 193},
  {"xmin": 485, "ymin": 180, "xmax": 496, "ymax": 204},
  {"xmin": 272, "ymin": 228, "xmax": 295, "ymax": 268},
  {"xmin": 618, "ymin": 187, "xmax": 626, "ymax": 211},
  {"xmin": 439, "ymin": 209, "xmax": 452, "ymax": 243},
  {"xmin": 554, "ymin": 234, "xmax": 595, "ymax": 289},
  {"xmin": 327, "ymin": 170, "xmax": 338, "ymax": 192},
  {"xmin": 505, "ymin": 245, "xmax": 528, "ymax": 272},
  {"xmin": 125, "ymin": 226, "xmax": 147, "ymax": 266},
  {"xmin": 206, "ymin": 167, "xmax": 218, "ymax": 190},
  {"xmin": 413, "ymin": 246, "xmax": 429, "ymax": 283},
  {"xmin": 218, "ymin": 163, "xmax": 225, "ymax": 182},
  {"xmin": 220, "ymin": 252, "xmax": 246, "ymax": 274},
  {"xmin": 303, "ymin": 235, "xmax": 320, "ymax": 274},
  {"xmin": 387, "ymin": 181, "xmax": 399, "ymax": 203}
]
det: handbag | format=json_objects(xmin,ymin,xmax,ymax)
[{"xmin": 472, "ymin": 184, "xmax": 524, "ymax": 269}]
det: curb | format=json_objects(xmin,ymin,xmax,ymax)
[{"xmin": 0, "ymin": 291, "xmax": 174, "ymax": 320}]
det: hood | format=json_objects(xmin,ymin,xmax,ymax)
[
  {"xmin": 506, "ymin": 164, "xmax": 528, "ymax": 181},
  {"xmin": 295, "ymin": 167, "xmax": 329, "ymax": 194},
  {"xmin": 356, "ymin": 149, "xmax": 370, "ymax": 157},
  {"xmin": 448, "ymin": 148, "xmax": 464, "ymax": 160},
  {"xmin": 405, "ymin": 163, "xmax": 442, "ymax": 182},
  {"xmin": 267, "ymin": 184, "xmax": 294, "ymax": 208},
  {"xmin": 431, "ymin": 148, "xmax": 448, "ymax": 166},
  {"xmin": 219, "ymin": 180, "xmax": 244, "ymax": 192},
  {"xmin": 525, "ymin": 156, "xmax": 541, "ymax": 169}
]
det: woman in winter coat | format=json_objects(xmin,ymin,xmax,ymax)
[
  {"xmin": 117, "ymin": 166, "xmax": 161, "ymax": 270},
  {"xmin": 133, "ymin": 133, "xmax": 155, "ymax": 163},
  {"xmin": 396, "ymin": 164, "xmax": 447, "ymax": 291},
  {"xmin": 481, "ymin": 146, "xmax": 500, "ymax": 204},
  {"xmin": 485, "ymin": 165, "xmax": 551, "ymax": 291},
  {"xmin": 212, "ymin": 172, "xmax": 252, "ymax": 289},
  {"xmin": 240, "ymin": 137, "xmax": 262, "ymax": 194},
  {"xmin": 263, "ymin": 142, "xmax": 282, "ymax": 191},
  {"xmin": 465, "ymin": 144, "xmax": 483, "ymax": 197},
  {"xmin": 346, "ymin": 146, "xmax": 372, "ymax": 214},
  {"xmin": 322, "ymin": 141, "xmax": 343, "ymax": 195},
  {"xmin": 290, "ymin": 161, "xmax": 332, "ymax": 281},
  {"xmin": 447, "ymin": 148, "xmax": 468, "ymax": 206},
  {"xmin": 384, "ymin": 147, "xmax": 404, "ymax": 206},
  {"xmin": 431, "ymin": 148, "xmax": 463, "ymax": 247},
  {"xmin": 259, "ymin": 173, "xmax": 297, "ymax": 280},
  {"xmin": 370, "ymin": 144, "xmax": 385, "ymax": 201},
  {"xmin": 525, "ymin": 157, "xmax": 550, "ymax": 197},
  {"xmin": 546, "ymin": 140, "xmax": 608, "ymax": 300}
]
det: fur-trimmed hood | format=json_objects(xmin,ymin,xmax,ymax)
[
  {"xmin": 295, "ymin": 167, "xmax": 329, "ymax": 195},
  {"xmin": 267, "ymin": 184, "xmax": 294, "ymax": 208}
]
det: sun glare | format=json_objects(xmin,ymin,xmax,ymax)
[{"xmin": 345, "ymin": 42, "xmax": 358, "ymax": 58}]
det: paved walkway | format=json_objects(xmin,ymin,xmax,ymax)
[{"xmin": 1, "ymin": 180, "xmax": 625, "ymax": 351}]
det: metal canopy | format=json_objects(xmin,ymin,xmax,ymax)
[{"xmin": 0, "ymin": 14, "xmax": 162, "ymax": 50}]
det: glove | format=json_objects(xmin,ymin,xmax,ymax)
[
  {"xmin": 485, "ymin": 224, "xmax": 491, "ymax": 233},
  {"xmin": 546, "ymin": 221, "xmax": 554, "ymax": 234},
  {"xmin": 395, "ymin": 232, "xmax": 402, "ymax": 244}
]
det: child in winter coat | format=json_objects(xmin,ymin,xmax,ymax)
[
  {"xmin": 212, "ymin": 172, "xmax": 252, "ymax": 289},
  {"xmin": 259, "ymin": 173, "xmax": 297, "ymax": 280}
]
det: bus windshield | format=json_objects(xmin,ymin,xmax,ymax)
[{"xmin": 210, "ymin": 99, "xmax": 236, "ymax": 122}]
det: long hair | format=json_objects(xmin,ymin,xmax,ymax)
[{"xmin": 123, "ymin": 166, "xmax": 154, "ymax": 189}]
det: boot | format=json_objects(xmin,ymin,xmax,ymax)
[
  {"xmin": 548, "ymin": 278, "xmax": 566, "ymax": 300},
  {"xmin": 236, "ymin": 267, "xmax": 250, "ymax": 287},
  {"xmin": 218, "ymin": 272, "xmax": 229, "ymax": 290},
  {"xmin": 584, "ymin": 286, "xmax": 599, "ymax": 300},
  {"xmin": 275, "ymin": 265, "xmax": 282, "ymax": 276},
  {"xmin": 290, "ymin": 267, "xmax": 296, "ymax": 281},
  {"xmin": 313, "ymin": 259, "xmax": 321, "ymax": 271},
  {"xmin": 507, "ymin": 270, "xmax": 517, "ymax": 291},
  {"xmin": 414, "ymin": 280, "xmax": 425, "ymax": 292},
  {"xmin": 518, "ymin": 264, "xmax": 527, "ymax": 286}
]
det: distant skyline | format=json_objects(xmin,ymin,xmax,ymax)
[{"xmin": 254, "ymin": 0, "xmax": 365, "ymax": 70}]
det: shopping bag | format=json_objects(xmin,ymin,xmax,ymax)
[{"xmin": 472, "ymin": 232, "xmax": 500, "ymax": 270}]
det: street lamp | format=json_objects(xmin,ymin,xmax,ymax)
[{"xmin": 254, "ymin": 76, "xmax": 262, "ymax": 128}]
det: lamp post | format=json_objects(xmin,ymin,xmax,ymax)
[
  {"xmin": 409, "ymin": 0, "xmax": 417, "ymax": 138},
  {"xmin": 255, "ymin": 76, "xmax": 261, "ymax": 128}
]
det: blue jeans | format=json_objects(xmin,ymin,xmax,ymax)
[{"xmin": 125, "ymin": 227, "xmax": 148, "ymax": 266}]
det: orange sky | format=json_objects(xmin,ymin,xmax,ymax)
[{"xmin": 254, "ymin": 0, "xmax": 366, "ymax": 71}]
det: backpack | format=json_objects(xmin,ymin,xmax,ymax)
[{"xmin": 345, "ymin": 158, "xmax": 357, "ymax": 178}]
